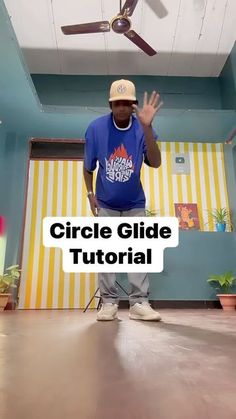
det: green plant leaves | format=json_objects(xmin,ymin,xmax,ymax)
[
  {"xmin": 208, "ymin": 208, "xmax": 231, "ymax": 224},
  {"xmin": 0, "ymin": 265, "xmax": 21, "ymax": 294},
  {"xmin": 207, "ymin": 271, "xmax": 236, "ymax": 293},
  {"xmin": 145, "ymin": 209, "xmax": 158, "ymax": 216}
]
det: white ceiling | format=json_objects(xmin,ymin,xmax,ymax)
[{"xmin": 4, "ymin": 0, "xmax": 236, "ymax": 76}]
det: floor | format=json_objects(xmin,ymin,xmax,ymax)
[{"xmin": 0, "ymin": 309, "xmax": 236, "ymax": 419}]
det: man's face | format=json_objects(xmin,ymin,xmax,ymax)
[{"xmin": 110, "ymin": 100, "xmax": 134, "ymax": 122}]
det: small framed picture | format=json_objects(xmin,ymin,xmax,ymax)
[{"xmin": 174, "ymin": 203, "xmax": 200, "ymax": 230}]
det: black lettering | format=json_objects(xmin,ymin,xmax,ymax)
[
  {"xmin": 80, "ymin": 226, "xmax": 93, "ymax": 239},
  {"xmin": 147, "ymin": 248, "xmax": 152, "ymax": 263},
  {"xmin": 160, "ymin": 226, "xmax": 171, "ymax": 238},
  {"xmin": 50, "ymin": 223, "xmax": 65, "ymax": 239},
  {"xmin": 127, "ymin": 247, "xmax": 133, "ymax": 263},
  {"xmin": 118, "ymin": 251, "xmax": 127, "ymax": 263},
  {"xmin": 105, "ymin": 252, "xmax": 117, "ymax": 264},
  {"xmin": 66, "ymin": 222, "xmax": 72, "ymax": 238},
  {"xmin": 96, "ymin": 249, "xmax": 105, "ymax": 264},
  {"xmin": 117, "ymin": 223, "xmax": 132, "ymax": 238},
  {"xmin": 133, "ymin": 249, "xmax": 152, "ymax": 263},
  {"xmin": 134, "ymin": 221, "xmax": 145, "ymax": 238},
  {"xmin": 83, "ymin": 251, "xmax": 95, "ymax": 264},
  {"xmin": 100, "ymin": 226, "xmax": 112, "ymax": 238},
  {"xmin": 146, "ymin": 224, "xmax": 159, "ymax": 238},
  {"xmin": 72, "ymin": 226, "xmax": 81, "ymax": 238},
  {"xmin": 93, "ymin": 223, "xmax": 99, "ymax": 239},
  {"xmin": 69, "ymin": 248, "xmax": 82, "ymax": 264},
  {"xmin": 133, "ymin": 252, "xmax": 145, "ymax": 264}
]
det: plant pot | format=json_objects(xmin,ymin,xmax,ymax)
[
  {"xmin": 216, "ymin": 222, "xmax": 226, "ymax": 232},
  {"xmin": 5, "ymin": 292, "xmax": 17, "ymax": 310},
  {"xmin": 0, "ymin": 293, "xmax": 11, "ymax": 312},
  {"xmin": 217, "ymin": 294, "xmax": 236, "ymax": 311}
]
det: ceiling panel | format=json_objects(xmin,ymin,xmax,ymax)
[
  {"xmin": 167, "ymin": 0, "xmax": 207, "ymax": 76},
  {"xmin": 203, "ymin": 0, "xmax": 236, "ymax": 76},
  {"xmin": 53, "ymin": 0, "xmax": 108, "ymax": 74},
  {"xmin": 54, "ymin": 0, "xmax": 106, "ymax": 51},
  {"xmin": 5, "ymin": 0, "xmax": 55, "ymax": 48},
  {"xmin": 3, "ymin": 0, "xmax": 236, "ymax": 76},
  {"xmin": 5, "ymin": 0, "xmax": 61, "ymax": 73},
  {"xmin": 190, "ymin": 0, "xmax": 230, "ymax": 76},
  {"xmin": 139, "ymin": 0, "xmax": 181, "ymax": 75}
]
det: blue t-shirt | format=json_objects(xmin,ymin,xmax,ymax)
[{"xmin": 84, "ymin": 113, "xmax": 158, "ymax": 211}]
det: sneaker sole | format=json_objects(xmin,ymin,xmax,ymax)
[
  {"xmin": 129, "ymin": 313, "xmax": 161, "ymax": 321},
  {"xmin": 97, "ymin": 314, "xmax": 118, "ymax": 321}
]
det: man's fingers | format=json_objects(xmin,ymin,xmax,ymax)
[
  {"xmin": 152, "ymin": 93, "xmax": 160, "ymax": 108},
  {"xmin": 89, "ymin": 196, "xmax": 100, "ymax": 216},
  {"xmin": 152, "ymin": 102, "xmax": 163, "ymax": 116},
  {"xmin": 155, "ymin": 100, "xmax": 164, "ymax": 113},
  {"xmin": 143, "ymin": 92, "xmax": 148, "ymax": 106},
  {"xmin": 92, "ymin": 206, "xmax": 99, "ymax": 216},
  {"xmin": 134, "ymin": 91, "xmax": 162, "ymax": 118},
  {"xmin": 145, "ymin": 91, "xmax": 162, "ymax": 108},
  {"xmin": 148, "ymin": 91, "xmax": 157, "ymax": 105}
]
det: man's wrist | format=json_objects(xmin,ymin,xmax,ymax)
[
  {"xmin": 142, "ymin": 123, "xmax": 152, "ymax": 130},
  {"xmin": 87, "ymin": 191, "xmax": 94, "ymax": 198}
]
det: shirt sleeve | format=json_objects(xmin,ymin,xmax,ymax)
[
  {"xmin": 143, "ymin": 129, "xmax": 159, "ymax": 166},
  {"xmin": 84, "ymin": 124, "xmax": 97, "ymax": 171}
]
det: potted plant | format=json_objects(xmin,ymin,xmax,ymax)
[
  {"xmin": 207, "ymin": 271, "xmax": 236, "ymax": 311},
  {"xmin": 207, "ymin": 207, "xmax": 232, "ymax": 232},
  {"xmin": 145, "ymin": 209, "xmax": 158, "ymax": 216},
  {"xmin": 0, "ymin": 265, "xmax": 21, "ymax": 311}
]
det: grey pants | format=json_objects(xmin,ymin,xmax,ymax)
[{"xmin": 98, "ymin": 207, "xmax": 150, "ymax": 306}]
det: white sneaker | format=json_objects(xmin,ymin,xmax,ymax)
[
  {"xmin": 97, "ymin": 303, "xmax": 118, "ymax": 321},
  {"xmin": 129, "ymin": 302, "xmax": 161, "ymax": 321}
]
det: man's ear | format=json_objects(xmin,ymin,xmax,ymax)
[{"xmin": 132, "ymin": 100, "xmax": 138, "ymax": 112}]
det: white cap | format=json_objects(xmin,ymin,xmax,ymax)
[{"xmin": 109, "ymin": 79, "xmax": 137, "ymax": 102}]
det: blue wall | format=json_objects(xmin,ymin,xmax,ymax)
[
  {"xmin": 220, "ymin": 42, "xmax": 236, "ymax": 112},
  {"xmin": 0, "ymin": 0, "xmax": 236, "ymax": 300},
  {"xmin": 32, "ymin": 74, "xmax": 222, "ymax": 109},
  {"xmin": 0, "ymin": 133, "xmax": 29, "ymax": 266}
]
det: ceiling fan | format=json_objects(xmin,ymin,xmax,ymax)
[{"xmin": 61, "ymin": 0, "xmax": 157, "ymax": 56}]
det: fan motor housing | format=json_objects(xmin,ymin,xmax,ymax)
[{"xmin": 110, "ymin": 15, "xmax": 131, "ymax": 34}]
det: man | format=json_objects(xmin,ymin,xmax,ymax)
[{"xmin": 83, "ymin": 79, "xmax": 163, "ymax": 321}]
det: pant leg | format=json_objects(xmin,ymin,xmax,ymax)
[
  {"xmin": 122, "ymin": 208, "xmax": 150, "ymax": 306},
  {"xmin": 97, "ymin": 207, "xmax": 120, "ymax": 304},
  {"xmin": 127, "ymin": 273, "xmax": 150, "ymax": 306}
]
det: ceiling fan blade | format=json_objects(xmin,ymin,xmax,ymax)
[
  {"xmin": 124, "ymin": 30, "xmax": 157, "ymax": 56},
  {"xmin": 61, "ymin": 21, "xmax": 110, "ymax": 35},
  {"xmin": 121, "ymin": 0, "xmax": 139, "ymax": 17}
]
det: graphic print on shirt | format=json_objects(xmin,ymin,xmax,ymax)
[{"xmin": 105, "ymin": 144, "xmax": 134, "ymax": 183}]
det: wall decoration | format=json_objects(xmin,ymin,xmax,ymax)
[
  {"xmin": 172, "ymin": 152, "xmax": 190, "ymax": 174},
  {"xmin": 174, "ymin": 203, "xmax": 200, "ymax": 230}
]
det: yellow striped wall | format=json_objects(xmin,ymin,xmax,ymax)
[
  {"xmin": 18, "ymin": 142, "xmax": 229, "ymax": 309},
  {"xmin": 141, "ymin": 142, "xmax": 229, "ymax": 231}
]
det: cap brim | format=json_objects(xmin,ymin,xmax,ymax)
[{"xmin": 109, "ymin": 96, "xmax": 137, "ymax": 102}]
